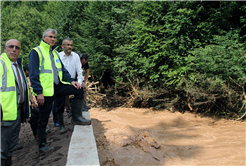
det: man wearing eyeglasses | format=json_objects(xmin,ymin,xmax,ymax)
[
  {"xmin": 1, "ymin": 39, "xmax": 31, "ymax": 166},
  {"xmin": 28, "ymin": 29, "xmax": 91, "ymax": 153},
  {"xmin": 52, "ymin": 38, "xmax": 86, "ymax": 134}
]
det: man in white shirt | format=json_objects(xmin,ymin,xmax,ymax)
[
  {"xmin": 53, "ymin": 38, "xmax": 87, "ymax": 134},
  {"xmin": 59, "ymin": 39, "xmax": 84, "ymax": 84}
]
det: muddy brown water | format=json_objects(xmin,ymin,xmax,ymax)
[
  {"xmin": 13, "ymin": 107, "xmax": 245, "ymax": 166},
  {"xmin": 91, "ymin": 108, "xmax": 245, "ymax": 166}
]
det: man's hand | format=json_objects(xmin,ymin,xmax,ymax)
[
  {"xmin": 25, "ymin": 118, "xmax": 30, "ymax": 123},
  {"xmin": 37, "ymin": 94, "xmax": 44, "ymax": 105},
  {"xmin": 71, "ymin": 81, "xmax": 82, "ymax": 89},
  {"xmin": 81, "ymin": 82, "xmax": 86, "ymax": 89}
]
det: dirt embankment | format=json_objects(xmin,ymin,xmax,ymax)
[{"xmin": 13, "ymin": 108, "xmax": 245, "ymax": 166}]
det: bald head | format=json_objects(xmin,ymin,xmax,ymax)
[{"xmin": 4, "ymin": 39, "xmax": 21, "ymax": 62}]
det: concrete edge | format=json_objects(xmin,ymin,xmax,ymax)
[{"xmin": 66, "ymin": 111, "xmax": 100, "ymax": 166}]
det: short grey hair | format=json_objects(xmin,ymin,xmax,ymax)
[
  {"xmin": 62, "ymin": 38, "xmax": 73, "ymax": 45},
  {"xmin": 43, "ymin": 29, "xmax": 57, "ymax": 37}
]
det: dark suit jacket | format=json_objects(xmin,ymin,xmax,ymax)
[{"xmin": 17, "ymin": 57, "xmax": 30, "ymax": 123}]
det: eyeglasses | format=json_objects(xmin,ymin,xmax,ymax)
[
  {"xmin": 47, "ymin": 36, "xmax": 56, "ymax": 39},
  {"xmin": 63, "ymin": 44, "xmax": 73, "ymax": 47},
  {"xmin": 6, "ymin": 45, "xmax": 21, "ymax": 50}
]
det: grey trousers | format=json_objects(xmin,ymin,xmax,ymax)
[{"xmin": 1, "ymin": 108, "xmax": 21, "ymax": 159}]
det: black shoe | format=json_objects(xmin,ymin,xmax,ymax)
[
  {"xmin": 39, "ymin": 143, "xmax": 52, "ymax": 153},
  {"xmin": 57, "ymin": 113, "xmax": 67, "ymax": 134},
  {"xmin": 71, "ymin": 119, "xmax": 91, "ymax": 125},
  {"xmin": 37, "ymin": 130, "xmax": 53, "ymax": 153},
  {"xmin": 71, "ymin": 99, "xmax": 91, "ymax": 125}
]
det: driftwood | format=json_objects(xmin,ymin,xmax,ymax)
[
  {"xmin": 235, "ymin": 84, "xmax": 246, "ymax": 121},
  {"xmin": 84, "ymin": 77, "xmax": 246, "ymax": 120},
  {"xmin": 235, "ymin": 95, "xmax": 246, "ymax": 121},
  {"xmin": 85, "ymin": 81, "xmax": 107, "ymax": 106}
]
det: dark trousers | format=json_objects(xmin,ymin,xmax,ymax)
[
  {"xmin": 54, "ymin": 95, "xmax": 66, "ymax": 114},
  {"xmin": 1, "ymin": 108, "xmax": 21, "ymax": 159},
  {"xmin": 53, "ymin": 78, "xmax": 75, "ymax": 115},
  {"xmin": 52, "ymin": 102, "xmax": 58, "ymax": 123},
  {"xmin": 37, "ymin": 82, "xmax": 84, "ymax": 130},
  {"xmin": 28, "ymin": 107, "xmax": 39, "ymax": 136}
]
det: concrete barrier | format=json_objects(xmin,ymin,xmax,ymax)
[{"xmin": 66, "ymin": 111, "xmax": 100, "ymax": 166}]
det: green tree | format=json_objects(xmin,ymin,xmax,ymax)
[
  {"xmin": 1, "ymin": 2, "xmax": 47, "ymax": 64},
  {"xmin": 77, "ymin": 1, "xmax": 134, "ymax": 82}
]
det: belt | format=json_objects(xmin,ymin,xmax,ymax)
[{"xmin": 18, "ymin": 104, "xmax": 22, "ymax": 109}]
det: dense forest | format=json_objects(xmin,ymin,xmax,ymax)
[{"xmin": 2, "ymin": 1, "xmax": 246, "ymax": 119}]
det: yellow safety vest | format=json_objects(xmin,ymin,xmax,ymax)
[
  {"xmin": 33, "ymin": 41, "xmax": 70, "ymax": 96},
  {"xmin": 0, "ymin": 53, "xmax": 30, "ymax": 120}
]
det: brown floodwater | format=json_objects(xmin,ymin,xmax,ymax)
[{"xmin": 90, "ymin": 107, "xmax": 245, "ymax": 166}]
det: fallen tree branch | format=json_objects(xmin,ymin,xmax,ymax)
[
  {"xmin": 87, "ymin": 81, "xmax": 99, "ymax": 88},
  {"xmin": 235, "ymin": 110, "xmax": 246, "ymax": 121},
  {"xmin": 235, "ymin": 84, "xmax": 246, "ymax": 120},
  {"xmin": 127, "ymin": 76, "xmax": 138, "ymax": 96},
  {"xmin": 188, "ymin": 102, "xmax": 193, "ymax": 111},
  {"xmin": 238, "ymin": 102, "xmax": 245, "ymax": 113}
]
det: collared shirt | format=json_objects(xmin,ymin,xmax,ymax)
[
  {"xmin": 11, "ymin": 61, "xmax": 25, "ymax": 104},
  {"xmin": 59, "ymin": 51, "xmax": 83, "ymax": 84}
]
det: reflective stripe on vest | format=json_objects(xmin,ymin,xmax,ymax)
[
  {"xmin": 53, "ymin": 50, "xmax": 63, "ymax": 72},
  {"xmin": 35, "ymin": 47, "xmax": 52, "ymax": 74},
  {"xmin": 32, "ymin": 42, "xmax": 70, "ymax": 96},
  {"xmin": 0, "ymin": 53, "xmax": 18, "ymax": 121},
  {"xmin": 36, "ymin": 46, "xmax": 63, "ymax": 72},
  {"xmin": 0, "ymin": 59, "xmax": 15, "ymax": 92}
]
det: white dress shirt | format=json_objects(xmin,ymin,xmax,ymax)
[{"xmin": 59, "ymin": 51, "xmax": 83, "ymax": 84}]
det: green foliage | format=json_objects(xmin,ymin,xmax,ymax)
[
  {"xmin": 189, "ymin": 30, "xmax": 246, "ymax": 89},
  {"xmin": 22, "ymin": 1, "xmax": 48, "ymax": 11},
  {"xmin": 177, "ymin": 30, "xmax": 246, "ymax": 116},
  {"xmin": 1, "ymin": 3, "xmax": 47, "ymax": 64},
  {"xmin": 1, "ymin": 1, "xmax": 22, "ymax": 8},
  {"xmin": 2, "ymin": 1, "xmax": 246, "ymax": 116},
  {"xmin": 77, "ymin": 1, "xmax": 135, "ymax": 81},
  {"xmin": 115, "ymin": 1, "xmax": 214, "ymax": 86}
]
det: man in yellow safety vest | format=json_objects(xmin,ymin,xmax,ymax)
[
  {"xmin": 1, "ymin": 39, "xmax": 31, "ymax": 166},
  {"xmin": 28, "ymin": 29, "xmax": 91, "ymax": 153}
]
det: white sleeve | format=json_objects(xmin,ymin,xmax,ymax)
[{"xmin": 75, "ymin": 54, "xmax": 83, "ymax": 84}]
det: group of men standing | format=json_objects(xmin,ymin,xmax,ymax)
[{"xmin": 1, "ymin": 29, "xmax": 91, "ymax": 166}]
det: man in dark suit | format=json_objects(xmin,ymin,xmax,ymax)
[{"xmin": 0, "ymin": 39, "xmax": 31, "ymax": 166}]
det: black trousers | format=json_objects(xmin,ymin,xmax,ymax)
[
  {"xmin": 53, "ymin": 95, "xmax": 66, "ymax": 114},
  {"xmin": 28, "ymin": 107, "xmax": 39, "ymax": 136},
  {"xmin": 37, "ymin": 82, "xmax": 84, "ymax": 130},
  {"xmin": 53, "ymin": 78, "xmax": 76, "ymax": 115}
]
